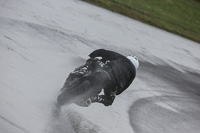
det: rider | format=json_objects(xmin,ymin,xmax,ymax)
[{"xmin": 70, "ymin": 49, "xmax": 139, "ymax": 107}]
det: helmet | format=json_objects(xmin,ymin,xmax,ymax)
[{"xmin": 127, "ymin": 55, "xmax": 139, "ymax": 70}]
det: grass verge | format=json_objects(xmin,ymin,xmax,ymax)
[{"xmin": 82, "ymin": 0, "xmax": 200, "ymax": 43}]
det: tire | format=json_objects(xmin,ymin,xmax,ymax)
[{"xmin": 57, "ymin": 80, "xmax": 91, "ymax": 106}]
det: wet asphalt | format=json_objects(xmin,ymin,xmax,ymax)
[{"xmin": 129, "ymin": 61, "xmax": 200, "ymax": 133}]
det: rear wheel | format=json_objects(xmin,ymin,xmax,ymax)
[
  {"xmin": 57, "ymin": 90, "xmax": 72, "ymax": 106},
  {"xmin": 57, "ymin": 80, "xmax": 91, "ymax": 106}
]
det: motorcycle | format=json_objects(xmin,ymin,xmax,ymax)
[{"xmin": 57, "ymin": 60, "xmax": 110, "ymax": 107}]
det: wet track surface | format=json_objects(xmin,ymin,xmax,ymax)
[
  {"xmin": 1, "ymin": 0, "xmax": 200, "ymax": 133},
  {"xmin": 129, "ymin": 61, "xmax": 200, "ymax": 133}
]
